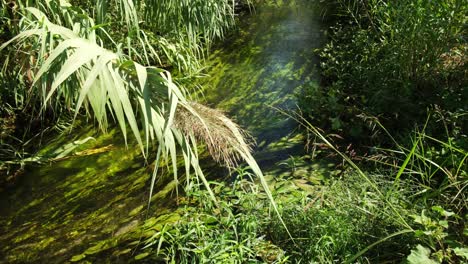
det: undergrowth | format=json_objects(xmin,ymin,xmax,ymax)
[
  {"xmin": 141, "ymin": 115, "xmax": 467, "ymax": 263},
  {"xmin": 299, "ymin": 0, "xmax": 467, "ymax": 142},
  {"xmin": 142, "ymin": 175, "xmax": 288, "ymax": 263}
]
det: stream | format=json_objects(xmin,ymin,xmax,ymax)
[
  {"xmin": 200, "ymin": 1, "xmax": 326, "ymax": 168},
  {"xmin": 0, "ymin": 2, "xmax": 329, "ymax": 263}
]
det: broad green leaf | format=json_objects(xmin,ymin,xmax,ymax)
[
  {"xmin": 431, "ymin": 206, "xmax": 455, "ymax": 217},
  {"xmin": 25, "ymin": 7, "xmax": 76, "ymax": 39},
  {"xmin": 407, "ymin": 245, "xmax": 439, "ymax": 264},
  {"xmin": 454, "ymin": 247, "xmax": 468, "ymax": 260},
  {"xmin": 102, "ymin": 66, "xmax": 127, "ymax": 142},
  {"xmin": 74, "ymin": 52, "xmax": 117, "ymax": 120},
  {"xmin": 109, "ymin": 64, "xmax": 144, "ymax": 156}
]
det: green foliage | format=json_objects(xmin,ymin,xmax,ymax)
[
  {"xmin": 372, "ymin": 113, "xmax": 468, "ymax": 218},
  {"xmin": 266, "ymin": 173, "xmax": 414, "ymax": 263},
  {"xmin": 300, "ymin": 0, "xmax": 467, "ymax": 140},
  {"xmin": 143, "ymin": 154, "xmax": 462, "ymax": 262},
  {"xmin": 409, "ymin": 206, "xmax": 467, "ymax": 263},
  {"xmin": 297, "ymin": 7, "xmax": 468, "ymax": 260},
  {"xmin": 142, "ymin": 0, "xmax": 236, "ymax": 54},
  {"xmin": 2, "ymin": 1, "xmax": 466, "ymax": 263},
  {"xmin": 407, "ymin": 245, "xmax": 439, "ymax": 264},
  {"xmin": 294, "ymin": 113, "xmax": 467, "ymax": 263},
  {"xmin": 144, "ymin": 177, "xmax": 288, "ymax": 263}
]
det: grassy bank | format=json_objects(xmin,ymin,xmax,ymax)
[
  {"xmin": 141, "ymin": 118, "xmax": 466, "ymax": 263},
  {"xmin": 141, "ymin": 0, "xmax": 467, "ymax": 263}
]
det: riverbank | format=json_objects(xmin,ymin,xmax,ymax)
[{"xmin": 1, "ymin": 0, "xmax": 466, "ymax": 263}]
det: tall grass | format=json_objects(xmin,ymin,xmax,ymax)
[{"xmin": 262, "ymin": 111, "xmax": 467, "ymax": 263}]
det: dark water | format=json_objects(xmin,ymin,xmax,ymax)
[{"xmin": 0, "ymin": 2, "xmax": 326, "ymax": 263}]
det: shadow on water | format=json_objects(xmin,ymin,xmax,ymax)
[
  {"xmin": 0, "ymin": 129, "xmax": 180, "ymax": 263},
  {"xmin": 0, "ymin": 1, "xmax": 333, "ymax": 263}
]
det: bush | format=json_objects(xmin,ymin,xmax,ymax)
[{"xmin": 300, "ymin": 0, "xmax": 467, "ymax": 141}]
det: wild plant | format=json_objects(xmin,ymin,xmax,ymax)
[
  {"xmin": 143, "ymin": 172, "xmax": 288, "ymax": 263},
  {"xmin": 274, "ymin": 110, "xmax": 467, "ymax": 263},
  {"xmin": 301, "ymin": 0, "xmax": 467, "ymax": 139}
]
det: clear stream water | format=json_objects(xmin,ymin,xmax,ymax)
[{"xmin": 0, "ymin": 2, "xmax": 329, "ymax": 263}]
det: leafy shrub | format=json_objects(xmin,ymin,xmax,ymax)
[{"xmin": 300, "ymin": 0, "xmax": 467, "ymax": 141}]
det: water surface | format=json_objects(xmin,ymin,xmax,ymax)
[
  {"xmin": 0, "ymin": 2, "xmax": 327, "ymax": 263},
  {"xmin": 200, "ymin": 1, "xmax": 324, "ymax": 168}
]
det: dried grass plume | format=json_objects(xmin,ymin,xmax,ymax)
[{"xmin": 174, "ymin": 102, "xmax": 254, "ymax": 168}]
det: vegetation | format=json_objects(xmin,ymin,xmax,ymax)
[
  {"xmin": 300, "ymin": 0, "xmax": 466, "ymax": 141},
  {"xmin": 0, "ymin": 0, "xmax": 266, "ymax": 200},
  {"xmin": 139, "ymin": 114, "xmax": 466, "ymax": 263},
  {"xmin": 143, "ymin": 0, "xmax": 467, "ymax": 262},
  {"xmin": 1, "ymin": 0, "xmax": 466, "ymax": 263},
  {"xmin": 295, "ymin": 0, "xmax": 467, "ymax": 262}
]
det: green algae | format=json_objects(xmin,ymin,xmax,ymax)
[
  {"xmin": 70, "ymin": 254, "xmax": 86, "ymax": 262},
  {"xmin": 0, "ymin": 2, "xmax": 329, "ymax": 263},
  {"xmin": 0, "ymin": 125, "xmax": 179, "ymax": 263},
  {"xmin": 190, "ymin": 3, "xmax": 326, "ymax": 186},
  {"xmin": 134, "ymin": 252, "xmax": 150, "ymax": 260},
  {"xmin": 128, "ymin": 205, "xmax": 144, "ymax": 217},
  {"xmin": 84, "ymin": 240, "xmax": 118, "ymax": 255}
]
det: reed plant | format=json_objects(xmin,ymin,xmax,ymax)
[{"xmin": 0, "ymin": 0, "xmax": 291, "ymax": 224}]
